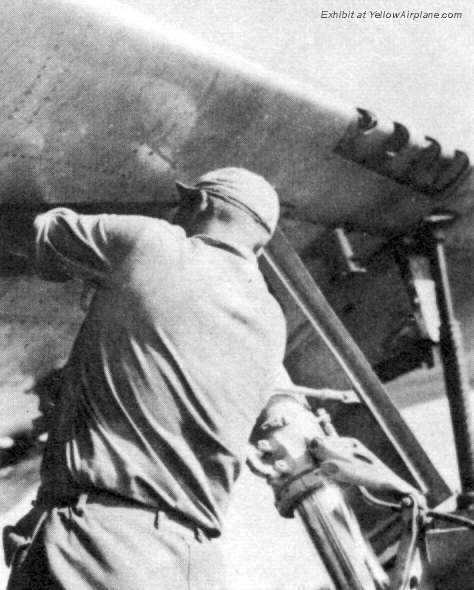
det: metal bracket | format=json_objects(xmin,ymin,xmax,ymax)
[
  {"xmin": 395, "ymin": 214, "xmax": 474, "ymax": 510},
  {"xmin": 331, "ymin": 228, "xmax": 367, "ymax": 277}
]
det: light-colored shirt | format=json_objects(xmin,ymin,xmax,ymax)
[{"xmin": 34, "ymin": 209, "xmax": 286, "ymax": 534}]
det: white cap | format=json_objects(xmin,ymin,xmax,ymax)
[{"xmin": 176, "ymin": 167, "xmax": 280, "ymax": 235}]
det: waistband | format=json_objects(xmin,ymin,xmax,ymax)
[{"xmin": 35, "ymin": 488, "xmax": 213, "ymax": 541}]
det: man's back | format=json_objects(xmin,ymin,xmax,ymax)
[{"xmin": 37, "ymin": 211, "xmax": 286, "ymax": 535}]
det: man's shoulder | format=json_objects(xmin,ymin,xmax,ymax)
[
  {"xmin": 108, "ymin": 215, "xmax": 186, "ymax": 248},
  {"xmin": 115, "ymin": 215, "xmax": 179, "ymax": 234}
]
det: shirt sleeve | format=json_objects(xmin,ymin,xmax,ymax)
[{"xmin": 33, "ymin": 208, "xmax": 163, "ymax": 284}]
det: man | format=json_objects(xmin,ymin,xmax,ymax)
[{"xmin": 5, "ymin": 167, "xmax": 287, "ymax": 589}]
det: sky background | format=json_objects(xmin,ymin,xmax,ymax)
[{"xmin": 128, "ymin": 0, "xmax": 473, "ymax": 152}]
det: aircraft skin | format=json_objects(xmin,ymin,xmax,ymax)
[
  {"xmin": 0, "ymin": 0, "xmax": 471, "ymax": 232},
  {"xmin": 0, "ymin": 0, "xmax": 472, "ymax": 588}
]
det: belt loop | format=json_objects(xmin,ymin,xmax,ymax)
[
  {"xmin": 154, "ymin": 510, "xmax": 161, "ymax": 529},
  {"xmin": 76, "ymin": 492, "xmax": 88, "ymax": 516}
]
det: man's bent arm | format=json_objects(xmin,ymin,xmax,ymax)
[
  {"xmin": 0, "ymin": 207, "xmax": 110, "ymax": 281},
  {"xmin": 33, "ymin": 208, "xmax": 116, "ymax": 283},
  {"xmin": 2, "ymin": 206, "xmax": 175, "ymax": 284}
]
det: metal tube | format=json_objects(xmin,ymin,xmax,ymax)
[
  {"xmin": 423, "ymin": 219, "xmax": 474, "ymax": 509},
  {"xmin": 261, "ymin": 228, "xmax": 450, "ymax": 506},
  {"xmin": 252, "ymin": 394, "xmax": 388, "ymax": 590}
]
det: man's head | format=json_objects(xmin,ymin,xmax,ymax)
[{"xmin": 174, "ymin": 167, "xmax": 280, "ymax": 252}]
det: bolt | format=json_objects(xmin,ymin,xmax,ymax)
[
  {"xmin": 257, "ymin": 440, "xmax": 273, "ymax": 453},
  {"xmin": 261, "ymin": 416, "xmax": 287, "ymax": 431},
  {"xmin": 321, "ymin": 462, "xmax": 339, "ymax": 476},
  {"xmin": 274, "ymin": 460, "xmax": 291, "ymax": 474}
]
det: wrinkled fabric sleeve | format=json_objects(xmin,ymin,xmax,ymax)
[{"xmin": 33, "ymin": 208, "xmax": 149, "ymax": 285}]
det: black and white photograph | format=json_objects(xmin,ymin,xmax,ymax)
[{"xmin": 0, "ymin": 1, "xmax": 472, "ymax": 588}]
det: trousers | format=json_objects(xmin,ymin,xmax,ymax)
[{"xmin": 6, "ymin": 493, "xmax": 226, "ymax": 590}]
